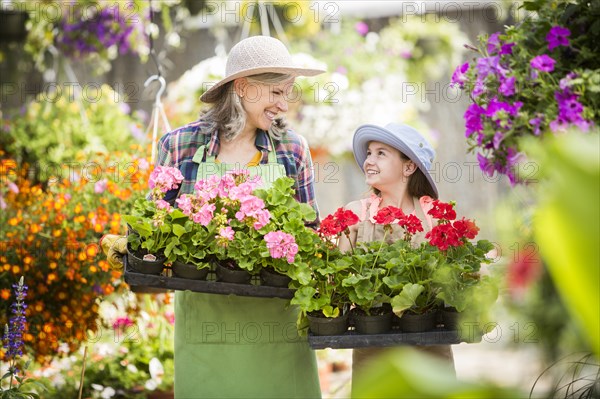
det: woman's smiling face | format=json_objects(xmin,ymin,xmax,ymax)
[{"xmin": 238, "ymin": 77, "xmax": 295, "ymax": 132}]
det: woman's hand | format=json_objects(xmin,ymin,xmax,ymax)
[{"xmin": 99, "ymin": 234, "xmax": 128, "ymax": 270}]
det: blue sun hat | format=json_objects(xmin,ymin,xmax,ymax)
[{"xmin": 352, "ymin": 123, "xmax": 438, "ymax": 197}]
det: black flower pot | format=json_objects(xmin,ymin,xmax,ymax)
[
  {"xmin": 440, "ymin": 307, "xmax": 460, "ymax": 330},
  {"xmin": 172, "ymin": 260, "xmax": 210, "ymax": 280},
  {"xmin": 259, "ymin": 268, "xmax": 292, "ymax": 287},
  {"xmin": 127, "ymin": 247, "xmax": 165, "ymax": 275},
  {"xmin": 307, "ymin": 312, "xmax": 349, "ymax": 336},
  {"xmin": 397, "ymin": 309, "xmax": 437, "ymax": 333},
  {"xmin": 353, "ymin": 308, "xmax": 393, "ymax": 335},
  {"xmin": 214, "ymin": 260, "xmax": 251, "ymax": 284}
]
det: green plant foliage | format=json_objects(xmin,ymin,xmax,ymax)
[
  {"xmin": 529, "ymin": 131, "xmax": 600, "ymax": 356},
  {"xmin": 352, "ymin": 347, "xmax": 524, "ymax": 398},
  {"xmin": 3, "ymin": 85, "xmax": 144, "ymax": 183}
]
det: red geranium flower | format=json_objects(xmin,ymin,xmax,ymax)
[
  {"xmin": 373, "ymin": 206, "xmax": 402, "ymax": 225},
  {"xmin": 428, "ymin": 200, "xmax": 457, "ymax": 221},
  {"xmin": 318, "ymin": 214, "xmax": 342, "ymax": 237},
  {"xmin": 453, "ymin": 218, "xmax": 479, "ymax": 240},
  {"xmin": 398, "ymin": 213, "xmax": 424, "ymax": 235},
  {"xmin": 425, "ymin": 223, "xmax": 462, "ymax": 251},
  {"xmin": 333, "ymin": 208, "xmax": 359, "ymax": 230},
  {"xmin": 318, "ymin": 208, "xmax": 359, "ymax": 237}
]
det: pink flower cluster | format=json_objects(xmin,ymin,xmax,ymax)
[
  {"xmin": 176, "ymin": 171, "xmax": 271, "ymax": 230},
  {"xmin": 264, "ymin": 231, "xmax": 298, "ymax": 264},
  {"xmin": 149, "ymin": 166, "xmax": 184, "ymax": 198}
]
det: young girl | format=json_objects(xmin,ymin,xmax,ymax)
[{"xmin": 338, "ymin": 123, "xmax": 454, "ymax": 382}]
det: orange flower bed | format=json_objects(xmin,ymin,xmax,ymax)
[{"xmin": 0, "ymin": 148, "xmax": 153, "ymax": 363}]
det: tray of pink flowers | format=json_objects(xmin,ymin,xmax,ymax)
[{"xmin": 122, "ymin": 167, "xmax": 323, "ymax": 299}]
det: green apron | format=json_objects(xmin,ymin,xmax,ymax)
[{"xmin": 174, "ymin": 143, "xmax": 321, "ymax": 399}]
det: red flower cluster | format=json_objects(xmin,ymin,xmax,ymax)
[
  {"xmin": 425, "ymin": 201, "xmax": 480, "ymax": 251},
  {"xmin": 427, "ymin": 200, "xmax": 457, "ymax": 220},
  {"xmin": 373, "ymin": 206, "xmax": 424, "ymax": 236},
  {"xmin": 318, "ymin": 207, "xmax": 360, "ymax": 237}
]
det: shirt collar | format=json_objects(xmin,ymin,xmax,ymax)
[{"xmin": 205, "ymin": 128, "xmax": 271, "ymax": 157}]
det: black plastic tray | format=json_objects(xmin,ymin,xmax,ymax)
[
  {"xmin": 307, "ymin": 327, "xmax": 481, "ymax": 349},
  {"xmin": 123, "ymin": 256, "xmax": 295, "ymax": 299}
]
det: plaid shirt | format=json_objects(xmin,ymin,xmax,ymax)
[{"xmin": 156, "ymin": 118, "xmax": 320, "ymax": 224}]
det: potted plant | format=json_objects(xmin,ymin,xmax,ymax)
[
  {"xmin": 123, "ymin": 166, "xmax": 185, "ymax": 275},
  {"xmin": 165, "ymin": 172, "xmax": 317, "ymax": 285},
  {"xmin": 387, "ymin": 200, "xmax": 495, "ymax": 332},
  {"xmin": 291, "ymin": 208, "xmax": 358, "ymax": 335},
  {"xmin": 342, "ymin": 206, "xmax": 427, "ymax": 334}
]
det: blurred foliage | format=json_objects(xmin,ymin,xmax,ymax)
[
  {"xmin": 528, "ymin": 131, "xmax": 600, "ymax": 357},
  {"xmin": 1, "ymin": 85, "xmax": 145, "ymax": 185},
  {"xmin": 353, "ymin": 347, "xmax": 524, "ymax": 398},
  {"xmin": 33, "ymin": 293, "xmax": 175, "ymax": 398}
]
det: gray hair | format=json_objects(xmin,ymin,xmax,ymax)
[{"xmin": 201, "ymin": 73, "xmax": 292, "ymax": 142}]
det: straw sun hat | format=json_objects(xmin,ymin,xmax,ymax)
[
  {"xmin": 353, "ymin": 123, "xmax": 438, "ymax": 197},
  {"xmin": 200, "ymin": 35, "xmax": 326, "ymax": 103}
]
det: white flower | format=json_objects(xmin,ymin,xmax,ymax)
[
  {"xmin": 91, "ymin": 383, "xmax": 104, "ymax": 391},
  {"xmin": 149, "ymin": 357, "xmax": 165, "ymax": 381},
  {"xmin": 145, "ymin": 379, "xmax": 158, "ymax": 391},
  {"xmin": 127, "ymin": 364, "xmax": 139, "ymax": 373},
  {"xmin": 100, "ymin": 387, "xmax": 116, "ymax": 399}
]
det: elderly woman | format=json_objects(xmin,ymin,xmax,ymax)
[{"xmin": 104, "ymin": 36, "xmax": 325, "ymax": 398}]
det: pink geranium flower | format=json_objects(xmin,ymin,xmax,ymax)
[{"xmin": 264, "ymin": 231, "xmax": 299, "ymax": 264}]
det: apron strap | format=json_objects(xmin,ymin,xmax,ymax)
[
  {"xmin": 192, "ymin": 134, "xmax": 279, "ymax": 166},
  {"xmin": 193, "ymin": 145, "xmax": 209, "ymax": 164}
]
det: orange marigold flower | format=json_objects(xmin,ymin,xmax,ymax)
[
  {"xmin": 78, "ymin": 252, "xmax": 87, "ymax": 261},
  {"xmin": 8, "ymin": 218, "xmax": 18, "ymax": 226},
  {"xmin": 52, "ymin": 229, "xmax": 62, "ymax": 237},
  {"xmin": 47, "ymin": 273, "xmax": 57, "ymax": 283},
  {"xmin": 23, "ymin": 256, "xmax": 32, "ymax": 265},
  {"xmin": 89, "ymin": 265, "xmax": 97, "ymax": 273},
  {"xmin": 86, "ymin": 245, "xmax": 98, "ymax": 257},
  {"xmin": 29, "ymin": 224, "xmax": 42, "ymax": 234},
  {"xmin": 0, "ymin": 289, "xmax": 10, "ymax": 301},
  {"xmin": 11, "ymin": 265, "xmax": 20, "ymax": 274},
  {"xmin": 74, "ymin": 203, "xmax": 82, "ymax": 214},
  {"xmin": 98, "ymin": 260, "xmax": 109, "ymax": 272},
  {"xmin": 94, "ymin": 223, "xmax": 103, "ymax": 233}
]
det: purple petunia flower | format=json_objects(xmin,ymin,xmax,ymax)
[
  {"xmin": 451, "ymin": 62, "xmax": 469, "ymax": 88},
  {"xmin": 487, "ymin": 32, "xmax": 501, "ymax": 54},
  {"xmin": 464, "ymin": 103, "xmax": 485, "ymax": 137},
  {"xmin": 530, "ymin": 55, "xmax": 556, "ymax": 72},
  {"xmin": 499, "ymin": 76, "xmax": 516, "ymax": 96},
  {"xmin": 546, "ymin": 26, "xmax": 570, "ymax": 51},
  {"xmin": 493, "ymin": 131, "xmax": 504, "ymax": 149},
  {"xmin": 477, "ymin": 153, "xmax": 495, "ymax": 177},
  {"xmin": 529, "ymin": 116, "xmax": 544, "ymax": 136},
  {"xmin": 550, "ymin": 88, "xmax": 594, "ymax": 132},
  {"xmin": 500, "ymin": 42, "xmax": 516, "ymax": 56},
  {"xmin": 476, "ymin": 56, "xmax": 502, "ymax": 80}
]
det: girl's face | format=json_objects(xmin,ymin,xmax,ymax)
[
  {"xmin": 238, "ymin": 78, "xmax": 295, "ymax": 131},
  {"xmin": 363, "ymin": 141, "xmax": 414, "ymax": 190}
]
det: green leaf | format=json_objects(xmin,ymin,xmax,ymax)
[
  {"xmin": 391, "ymin": 283, "xmax": 424, "ymax": 316},
  {"xmin": 172, "ymin": 224, "xmax": 186, "ymax": 238}
]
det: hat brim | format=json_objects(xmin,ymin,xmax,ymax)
[
  {"xmin": 200, "ymin": 66, "xmax": 325, "ymax": 103},
  {"xmin": 353, "ymin": 124, "xmax": 438, "ymax": 197}
]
